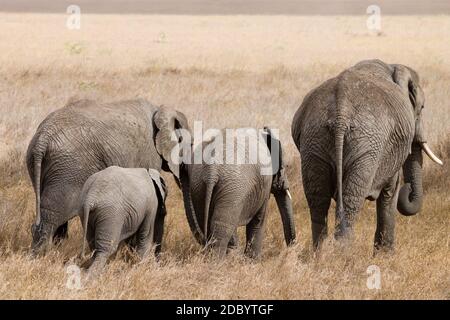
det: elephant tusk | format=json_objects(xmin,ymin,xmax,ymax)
[
  {"xmin": 286, "ymin": 189, "xmax": 292, "ymax": 200},
  {"xmin": 421, "ymin": 142, "xmax": 443, "ymax": 166}
]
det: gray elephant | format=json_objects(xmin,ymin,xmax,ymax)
[
  {"xmin": 78, "ymin": 166, "xmax": 167, "ymax": 276},
  {"xmin": 291, "ymin": 59, "xmax": 443, "ymax": 251},
  {"xmin": 176, "ymin": 126, "xmax": 296, "ymax": 258},
  {"xmin": 26, "ymin": 100, "xmax": 187, "ymax": 255}
]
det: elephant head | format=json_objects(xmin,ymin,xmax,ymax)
[
  {"xmin": 392, "ymin": 65, "xmax": 443, "ymax": 216},
  {"xmin": 262, "ymin": 127, "xmax": 296, "ymax": 245},
  {"xmin": 153, "ymin": 106, "xmax": 190, "ymax": 184},
  {"xmin": 154, "ymin": 110, "xmax": 205, "ymax": 245}
]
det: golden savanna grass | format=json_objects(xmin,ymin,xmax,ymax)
[{"xmin": 0, "ymin": 14, "xmax": 449, "ymax": 299}]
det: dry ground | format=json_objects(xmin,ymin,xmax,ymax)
[{"xmin": 0, "ymin": 14, "xmax": 449, "ymax": 299}]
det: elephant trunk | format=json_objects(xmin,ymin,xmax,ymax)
[
  {"xmin": 274, "ymin": 190, "xmax": 296, "ymax": 245},
  {"xmin": 180, "ymin": 165, "xmax": 205, "ymax": 245},
  {"xmin": 397, "ymin": 143, "xmax": 424, "ymax": 216}
]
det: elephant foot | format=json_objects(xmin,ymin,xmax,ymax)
[
  {"xmin": 334, "ymin": 227, "xmax": 346, "ymax": 239},
  {"xmin": 30, "ymin": 239, "xmax": 51, "ymax": 258},
  {"xmin": 244, "ymin": 250, "xmax": 262, "ymax": 260},
  {"xmin": 86, "ymin": 254, "xmax": 108, "ymax": 280},
  {"xmin": 373, "ymin": 240, "xmax": 395, "ymax": 256},
  {"xmin": 334, "ymin": 212, "xmax": 354, "ymax": 242},
  {"xmin": 334, "ymin": 225, "xmax": 354, "ymax": 243},
  {"xmin": 311, "ymin": 222, "xmax": 327, "ymax": 250}
]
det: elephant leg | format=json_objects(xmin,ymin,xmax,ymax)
[
  {"xmin": 153, "ymin": 209, "xmax": 166, "ymax": 256},
  {"xmin": 208, "ymin": 209, "xmax": 237, "ymax": 258},
  {"xmin": 335, "ymin": 159, "xmax": 375, "ymax": 241},
  {"xmin": 44, "ymin": 184, "xmax": 79, "ymax": 246},
  {"xmin": 84, "ymin": 221, "xmax": 110, "ymax": 275},
  {"xmin": 80, "ymin": 222, "xmax": 96, "ymax": 263},
  {"xmin": 90, "ymin": 214, "xmax": 122, "ymax": 272},
  {"xmin": 374, "ymin": 172, "xmax": 400, "ymax": 252},
  {"xmin": 334, "ymin": 193, "xmax": 365, "ymax": 242},
  {"xmin": 135, "ymin": 213, "xmax": 156, "ymax": 259},
  {"xmin": 53, "ymin": 222, "xmax": 69, "ymax": 244},
  {"xmin": 309, "ymin": 199, "xmax": 331, "ymax": 249},
  {"xmin": 227, "ymin": 230, "xmax": 239, "ymax": 250},
  {"xmin": 244, "ymin": 203, "xmax": 268, "ymax": 259},
  {"xmin": 302, "ymin": 160, "xmax": 332, "ymax": 249},
  {"xmin": 86, "ymin": 251, "xmax": 110, "ymax": 280},
  {"xmin": 80, "ymin": 228, "xmax": 96, "ymax": 270}
]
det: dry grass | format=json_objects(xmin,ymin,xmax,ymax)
[{"xmin": 0, "ymin": 13, "xmax": 449, "ymax": 299}]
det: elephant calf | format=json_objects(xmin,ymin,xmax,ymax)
[
  {"xmin": 78, "ymin": 166, "xmax": 167, "ymax": 276},
  {"xmin": 177, "ymin": 126, "xmax": 296, "ymax": 259}
]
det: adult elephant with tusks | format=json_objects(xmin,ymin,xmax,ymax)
[
  {"xmin": 291, "ymin": 59, "xmax": 443, "ymax": 252},
  {"xmin": 26, "ymin": 99, "xmax": 188, "ymax": 256}
]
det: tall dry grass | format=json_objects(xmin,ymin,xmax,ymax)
[{"xmin": 0, "ymin": 14, "xmax": 448, "ymax": 299}]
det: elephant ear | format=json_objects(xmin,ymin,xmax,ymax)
[
  {"xmin": 262, "ymin": 126, "xmax": 282, "ymax": 176},
  {"xmin": 153, "ymin": 106, "xmax": 190, "ymax": 180},
  {"xmin": 392, "ymin": 65, "xmax": 423, "ymax": 112},
  {"xmin": 263, "ymin": 126, "xmax": 290, "ymax": 193},
  {"xmin": 148, "ymin": 169, "xmax": 167, "ymax": 203}
]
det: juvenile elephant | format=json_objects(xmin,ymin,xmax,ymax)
[
  {"xmin": 79, "ymin": 166, "xmax": 167, "ymax": 276},
  {"xmin": 291, "ymin": 59, "xmax": 443, "ymax": 251},
  {"xmin": 176, "ymin": 126, "xmax": 296, "ymax": 258},
  {"xmin": 26, "ymin": 100, "xmax": 187, "ymax": 255}
]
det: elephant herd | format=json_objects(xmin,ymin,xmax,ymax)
[{"xmin": 25, "ymin": 59, "xmax": 442, "ymax": 277}]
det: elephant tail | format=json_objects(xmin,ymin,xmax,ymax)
[
  {"xmin": 203, "ymin": 182, "xmax": 215, "ymax": 246},
  {"xmin": 33, "ymin": 156, "xmax": 43, "ymax": 227},
  {"xmin": 335, "ymin": 125, "xmax": 345, "ymax": 222},
  {"xmin": 26, "ymin": 133, "xmax": 48, "ymax": 227},
  {"xmin": 81, "ymin": 203, "xmax": 92, "ymax": 259},
  {"xmin": 334, "ymin": 88, "xmax": 349, "ymax": 228},
  {"xmin": 180, "ymin": 165, "xmax": 206, "ymax": 245}
]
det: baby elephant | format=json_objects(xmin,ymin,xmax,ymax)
[
  {"xmin": 78, "ymin": 166, "xmax": 167, "ymax": 276},
  {"xmin": 178, "ymin": 127, "xmax": 296, "ymax": 259}
]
